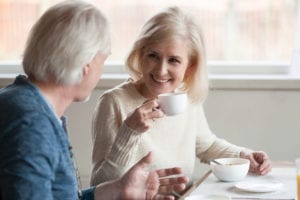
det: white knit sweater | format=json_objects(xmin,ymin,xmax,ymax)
[{"xmin": 90, "ymin": 80, "xmax": 245, "ymax": 185}]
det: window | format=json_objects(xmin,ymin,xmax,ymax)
[{"xmin": 0, "ymin": 0, "xmax": 298, "ymax": 74}]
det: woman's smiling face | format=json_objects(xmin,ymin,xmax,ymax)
[{"xmin": 139, "ymin": 39, "xmax": 190, "ymax": 98}]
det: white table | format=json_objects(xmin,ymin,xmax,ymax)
[{"xmin": 180, "ymin": 162, "xmax": 296, "ymax": 200}]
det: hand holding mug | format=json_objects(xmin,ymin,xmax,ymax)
[{"xmin": 125, "ymin": 99, "xmax": 164, "ymax": 133}]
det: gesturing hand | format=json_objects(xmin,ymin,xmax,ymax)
[{"xmin": 119, "ymin": 152, "xmax": 189, "ymax": 200}]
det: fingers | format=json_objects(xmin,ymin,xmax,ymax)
[
  {"xmin": 159, "ymin": 177, "xmax": 188, "ymax": 194},
  {"xmin": 258, "ymin": 159, "xmax": 272, "ymax": 175},
  {"xmin": 249, "ymin": 156, "xmax": 259, "ymax": 172},
  {"xmin": 248, "ymin": 151, "xmax": 272, "ymax": 175},
  {"xmin": 156, "ymin": 167, "xmax": 183, "ymax": 177},
  {"xmin": 156, "ymin": 167, "xmax": 189, "ymax": 186},
  {"xmin": 142, "ymin": 99, "xmax": 159, "ymax": 111},
  {"xmin": 155, "ymin": 167, "xmax": 189, "ymax": 195},
  {"xmin": 159, "ymin": 176, "xmax": 189, "ymax": 186},
  {"xmin": 125, "ymin": 99, "xmax": 164, "ymax": 132},
  {"xmin": 159, "ymin": 176, "xmax": 189, "ymax": 194},
  {"xmin": 158, "ymin": 183, "xmax": 187, "ymax": 195},
  {"xmin": 153, "ymin": 195, "xmax": 175, "ymax": 200},
  {"xmin": 256, "ymin": 152, "xmax": 272, "ymax": 175},
  {"xmin": 142, "ymin": 99, "xmax": 164, "ymax": 120}
]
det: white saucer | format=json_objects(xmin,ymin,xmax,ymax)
[
  {"xmin": 185, "ymin": 194, "xmax": 231, "ymax": 200},
  {"xmin": 235, "ymin": 180, "xmax": 283, "ymax": 193}
]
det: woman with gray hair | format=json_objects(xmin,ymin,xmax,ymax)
[
  {"xmin": 0, "ymin": 1, "xmax": 188, "ymax": 199},
  {"xmin": 91, "ymin": 6, "xmax": 272, "ymax": 188}
]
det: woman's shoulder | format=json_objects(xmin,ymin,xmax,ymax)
[
  {"xmin": 97, "ymin": 80, "xmax": 146, "ymax": 112},
  {"xmin": 185, "ymin": 100, "xmax": 205, "ymax": 117},
  {"xmin": 101, "ymin": 79, "xmax": 139, "ymax": 100}
]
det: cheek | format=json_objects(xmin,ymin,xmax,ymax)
[{"xmin": 142, "ymin": 60, "xmax": 155, "ymax": 74}]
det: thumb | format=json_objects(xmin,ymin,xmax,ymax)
[{"xmin": 135, "ymin": 151, "xmax": 154, "ymax": 169}]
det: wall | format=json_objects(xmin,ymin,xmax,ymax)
[
  {"xmin": 64, "ymin": 79, "xmax": 300, "ymax": 185},
  {"xmin": 205, "ymin": 89, "xmax": 300, "ymax": 159}
]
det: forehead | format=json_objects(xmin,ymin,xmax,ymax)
[{"xmin": 147, "ymin": 39, "xmax": 189, "ymax": 57}]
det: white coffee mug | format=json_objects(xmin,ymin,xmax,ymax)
[{"xmin": 158, "ymin": 92, "xmax": 187, "ymax": 116}]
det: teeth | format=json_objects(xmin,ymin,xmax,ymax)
[
  {"xmin": 153, "ymin": 76, "xmax": 169, "ymax": 83},
  {"xmin": 156, "ymin": 79, "xmax": 168, "ymax": 83}
]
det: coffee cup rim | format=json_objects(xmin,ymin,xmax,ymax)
[{"xmin": 158, "ymin": 92, "xmax": 186, "ymax": 97}]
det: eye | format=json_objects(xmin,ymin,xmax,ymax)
[
  {"xmin": 148, "ymin": 52, "xmax": 159, "ymax": 60},
  {"xmin": 169, "ymin": 57, "xmax": 181, "ymax": 64}
]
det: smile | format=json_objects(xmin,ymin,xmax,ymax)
[{"xmin": 152, "ymin": 75, "xmax": 170, "ymax": 83}]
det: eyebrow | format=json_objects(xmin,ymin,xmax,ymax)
[
  {"xmin": 169, "ymin": 55, "xmax": 183, "ymax": 61},
  {"xmin": 147, "ymin": 49, "xmax": 159, "ymax": 54},
  {"xmin": 149, "ymin": 49, "xmax": 183, "ymax": 59}
]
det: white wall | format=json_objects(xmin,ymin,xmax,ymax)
[
  {"xmin": 65, "ymin": 80, "xmax": 300, "ymax": 185},
  {"xmin": 205, "ymin": 89, "xmax": 300, "ymax": 160}
]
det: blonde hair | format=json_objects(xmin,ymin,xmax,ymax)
[
  {"xmin": 126, "ymin": 7, "xmax": 208, "ymax": 103},
  {"xmin": 23, "ymin": 0, "xmax": 111, "ymax": 85}
]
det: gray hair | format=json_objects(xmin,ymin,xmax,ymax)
[
  {"xmin": 126, "ymin": 7, "xmax": 208, "ymax": 103},
  {"xmin": 23, "ymin": 0, "xmax": 111, "ymax": 85}
]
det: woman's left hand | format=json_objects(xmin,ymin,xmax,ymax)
[{"xmin": 240, "ymin": 150, "xmax": 272, "ymax": 175}]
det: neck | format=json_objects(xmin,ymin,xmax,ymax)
[{"xmin": 30, "ymin": 78, "xmax": 74, "ymax": 117}]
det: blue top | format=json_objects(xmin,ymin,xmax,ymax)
[{"xmin": 0, "ymin": 75, "xmax": 95, "ymax": 200}]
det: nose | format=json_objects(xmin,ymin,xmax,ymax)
[{"xmin": 155, "ymin": 60, "xmax": 168, "ymax": 76}]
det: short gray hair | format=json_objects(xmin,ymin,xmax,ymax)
[{"xmin": 23, "ymin": 0, "xmax": 111, "ymax": 85}]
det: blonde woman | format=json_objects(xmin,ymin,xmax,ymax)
[{"xmin": 91, "ymin": 7, "xmax": 272, "ymax": 188}]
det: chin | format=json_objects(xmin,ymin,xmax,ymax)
[
  {"xmin": 152, "ymin": 83, "xmax": 176, "ymax": 94},
  {"xmin": 74, "ymin": 95, "xmax": 90, "ymax": 103}
]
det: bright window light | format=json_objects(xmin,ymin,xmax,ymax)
[{"xmin": 0, "ymin": 0, "xmax": 297, "ymax": 74}]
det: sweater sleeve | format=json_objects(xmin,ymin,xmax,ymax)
[
  {"xmin": 90, "ymin": 92, "xmax": 141, "ymax": 185},
  {"xmin": 195, "ymin": 104, "xmax": 246, "ymax": 163}
]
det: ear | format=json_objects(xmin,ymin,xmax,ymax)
[
  {"xmin": 183, "ymin": 64, "xmax": 194, "ymax": 83},
  {"xmin": 185, "ymin": 64, "xmax": 194, "ymax": 76}
]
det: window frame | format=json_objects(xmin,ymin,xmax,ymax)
[
  {"xmin": 0, "ymin": 60, "xmax": 291, "ymax": 75},
  {"xmin": 1, "ymin": 61, "xmax": 300, "ymax": 91}
]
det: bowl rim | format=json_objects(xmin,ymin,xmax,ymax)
[{"xmin": 210, "ymin": 157, "xmax": 250, "ymax": 166}]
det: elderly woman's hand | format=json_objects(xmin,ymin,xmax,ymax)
[
  {"xmin": 240, "ymin": 150, "xmax": 272, "ymax": 175},
  {"xmin": 125, "ymin": 99, "xmax": 164, "ymax": 133}
]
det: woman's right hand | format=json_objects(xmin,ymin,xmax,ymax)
[{"xmin": 125, "ymin": 99, "xmax": 164, "ymax": 133}]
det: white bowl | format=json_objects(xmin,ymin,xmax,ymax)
[{"xmin": 210, "ymin": 158, "xmax": 250, "ymax": 182}]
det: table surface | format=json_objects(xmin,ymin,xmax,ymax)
[{"xmin": 179, "ymin": 161, "xmax": 296, "ymax": 200}]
